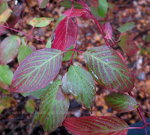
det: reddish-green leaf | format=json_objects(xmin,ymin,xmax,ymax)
[
  {"xmin": 63, "ymin": 116, "xmax": 128, "ymax": 135},
  {"xmin": 62, "ymin": 65, "xmax": 95, "ymax": 109},
  {"xmin": 118, "ymin": 33, "xmax": 139, "ymax": 56},
  {"xmin": 83, "ymin": 45, "xmax": 134, "ymax": 92},
  {"xmin": 105, "ymin": 93, "xmax": 138, "ymax": 113},
  {"xmin": 0, "ymin": 35, "xmax": 21, "ymax": 65},
  {"xmin": 10, "ymin": 48, "xmax": 62, "ymax": 93},
  {"xmin": 34, "ymin": 80, "xmax": 69, "ymax": 132},
  {"xmin": 51, "ymin": 17, "xmax": 78, "ymax": 51}
]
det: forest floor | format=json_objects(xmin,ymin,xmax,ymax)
[{"xmin": 0, "ymin": 0, "xmax": 150, "ymax": 135}]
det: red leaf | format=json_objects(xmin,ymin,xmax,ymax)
[
  {"xmin": 51, "ymin": 17, "xmax": 78, "ymax": 51},
  {"xmin": 63, "ymin": 116, "xmax": 128, "ymax": 135}
]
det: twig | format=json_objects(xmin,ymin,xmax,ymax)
[{"xmin": 0, "ymin": 25, "xmax": 46, "ymax": 44}]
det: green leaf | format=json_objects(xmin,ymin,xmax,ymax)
[
  {"xmin": 98, "ymin": 0, "xmax": 108, "ymax": 18},
  {"xmin": 0, "ymin": 1, "xmax": 12, "ymax": 23},
  {"xmin": 62, "ymin": 46, "xmax": 77, "ymax": 61},
  {"xmin": 62, "ymin": 51, "xmax": 77, "ymax": 62},
  {"xmin": 0, "ymin": 1, "xmax": 8, "ymax": 14},
  {"xmin": 18, "ymin": 43, "xmax": 33, "ymax": 64},
  {"xmin": 0, "ymin": 35, "xmax": 21, "ymax": 65},
  {"xmin": 60, "ymin": 0, "xmax": 83, "ymax": 9},
  {"xmin": 25, "ymin": 99, "xmax": 36, "ymax": 113},
  {"xmin": 143, "ymin": 34, "xmax": 150, "ymax": 42},
  {"xmin": 105, "ymin": 93, "xmax": 138, "ymax": 113},
  {"xmin": 83, "ymin": 45, "xmax": 134, "ymax": 92},
  {"xmin": 91, "ymin": 7, "xmax": 100, "ymax": 18},
  {"xmin": 0, "ymin": 65, "xmax": 13, "ymax": 85},
  {"xmin": 38, "ymin": 0, "xmax": 49, "ymax": 8},
  {"xmin": 46, "ymin": 38, "xmax": 52, "ymax": 48},
  {"xmin": 62, "ymin": 65, "xmax": 95, "ymax": 109},
  {"xmin": 28, "ymin": 17, "xmax": 54, "ymax": 27},
  {"xmin": 34, "ymin": 80, "xmax": 69, "ymax": 132},
  {"xmin": 118, "ymin": 22, "xmax": 135, "ymax": 33},
  {"xmin": 10, "ymin": 48, "xmax": 62, "ymax": 93}
]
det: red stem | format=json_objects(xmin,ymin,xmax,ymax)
[
  {"xmin": 0, "ymin": 25, "xmax": 45, "ymax": 44},
  {"xmin": 79, "ymin": 0, "xmax": 111, "ymax": 47},
  {"xmin": 127, "ymin": 126, "xmax": 145, "ymax": 130}
]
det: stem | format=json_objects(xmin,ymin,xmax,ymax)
[
  {"xmin": 78, "ymin": 0, "xmax": 111, "ymax": 47},
  {"xmin": 128, "ymin": 91, "xmax": 147, "ymax": 125},
  {"xmin": 127, "ymin": 126, "xmax": 145, "ymax": 130},
  {"xmin": 0, "ymin": 25, "xmax": 45, "ymax": 44}
]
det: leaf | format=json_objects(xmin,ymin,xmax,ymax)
[
  {"xmin": 0, "ymin": 1, "xmax": 12, "ymax": 23},
  {"xmin": 143, "ymin": 34, "xmax": 150, "ymax": 42},
  {"xmin": 0, "ymin": 1, "xmax": 8, "ymax": 14},
  {"xmin": 83, "ymin": 45, "xmax": 134, "ymax": 92},
  {"xmin": 97, "ymin": 0, "xmax": 108, "ymax": 18},
  {"xmin": 38, "ymin": 0, "xmax": 49, "ymax": 8},
  {"xmin": 62, "ymin": 46, "xmax": 77, "ymax": 61},
  {"xmin": 62, "ymin": 65, "xmax": 95, "ymax": 109},
  {"xmin": 118, "ymin": 22, "xmax": 135, "ymax": 33},
  {"xmin": 17, "ymin": 43, "xmax": 33, "ymax": 64},
  {"xmin": 10, "ymin": 48, "xmax": 62, "ymax": 93},
  {"xmin": 119, "ymin": 33, "xmax": 139, "ymax": 56},
  {"xmin": 51, "ymin": 17, "xmax": 78, "ymax": 51},
  {"xmin": 25, "ymin": 99, "xmax": 36, "ymax": 113},
  {"xmin": 0, "ymin": 65, "xmax": 13, "ymax": 85},
  {"xmin": 63, "ymin": 116, "xmax": 128, "ymax": 135},
  {"xmin": 22, "ymin": 84, "xmax": 50, "ymax": 99},
  {"xmin": 0, "ymin": 35, "xmax": 21, "ymax": 65},
  {"xmin": 105, "ymin": 93, "xmax": 138, "ymax": 113},
  {"xmin": 62, "ymin": 50, "xmax": 77, "ymax": 62},
  {"xmin": 28, "ymin": 17, "xmax": 54, "ymax": 27},
  {"xmin": 34, "ymin": 80, "xmax": 69, "ymax": 132},
  {"xmin": 0, "ymin": 7, "xmax": 12, "ymax": 23},
  {"xmin": 46, "ymin": 38, "xmax": 52, "ymax": 48},
  {"xmin": 60, "ymin": 0, "xmax": 83, "ymax": 9},
  {"xmin": 0, "ymin": 96, "xmax": 16, "ymax": 113},
  {"xmin": 0, "ymin": 80, "xmax": 9, "ymax": 90}
]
